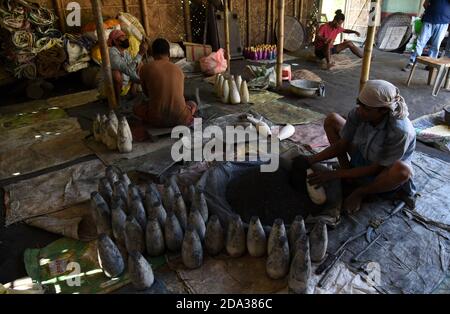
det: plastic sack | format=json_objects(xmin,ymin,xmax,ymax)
[{"xmin": 199, "ymin": 48, "xmax": 227, "ymax": 76}]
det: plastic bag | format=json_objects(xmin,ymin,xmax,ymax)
[{"xmin": 199, "ymin": 48, "xmax": 227, "ymax": 76}]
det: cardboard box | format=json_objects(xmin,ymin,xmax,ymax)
[{"xmin": 183, "ymin": 42, "xmax": 212, "ymax": 62}]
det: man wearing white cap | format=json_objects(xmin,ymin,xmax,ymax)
[{"xmin": 295, "ymin": 80, "xmax": 416, "ymax": 214}]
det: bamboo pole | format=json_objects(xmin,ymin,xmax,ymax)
[
  {"xmin": 224, "ymin": 0, "xmax": 231, "ymax": 73},
  {"xmin": 272, "ymin": 0, "xmax": 276, "ymax": 42},
  {"xmin": 265, "ymin": 0, "xmax": 270, "ymax": 43},
  {"xmin": 359, "ymin": 0, "xmax": 379, "ymax": 91},
  {"xmin": 140, "ymin": 0, "xmax": 150, "ymax": 36},
  {"xmin": 294, "ymin": 0, "xmax": 298, "ymax": 18},
  {"xmin": 276, "ymin": 0, "xmax": 285, "ymax": 88},
  {"xmin": 92, "ymin": 0, "xmax": 117, "ymax": 109},
  {"xmin": 183, "ymin": 0, "xmax": 192, "ymax": 42},
  {"xmin": 229, "ymin": 0, "xmax": 233, "ymax": 10},
  {"xmin": 298, "ymin": 0, "xmax": 303, "ymax": 21},
  {"xmin": 123, "ymin": 0, "xmax": 130, "ymax": 13},
  {"xmin": 53, "ymin": 0, "xmax": 65, "ymax": 33},
  {"xmin": 246, "ymin": 0, "xmax": 251, "ymax": 47}
]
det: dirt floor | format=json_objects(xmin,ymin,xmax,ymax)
[{"xmin": 0, "ymin": 49, "xmax": 449, "ymax": 290}]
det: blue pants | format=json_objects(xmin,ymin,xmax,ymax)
[
  {"xmin": 409, "ymin": 22, "xmax": 448, "ymax": 63},
  {"xmin": 446, "ymin": 35, "xmax": 450, "ymax": 57}
]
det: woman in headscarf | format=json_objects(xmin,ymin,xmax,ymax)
[{"xmin": 294, "ymin": 80, "xmax": 416, "ymax": 215}]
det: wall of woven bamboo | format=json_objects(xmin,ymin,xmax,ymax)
[{"xmin": 34, "ymin": 0, "xmax": 315, "ymax": 45}]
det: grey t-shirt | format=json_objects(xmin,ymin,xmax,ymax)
[{"xmin": 340, "ymin": 108, "xmax": 416, "ymax": 167}]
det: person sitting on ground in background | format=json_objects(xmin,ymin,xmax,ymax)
[
  {"xmin": 403, "ymin": 0, "xmax": 450, "ymax": 71},
  {"xmin": 107, "ymin": 30, "xmax": 148, "ymax": 101},
  {"xmin": 133, "ymin": 38, "xmax": 197, "ymax": 128},
  {"xmin": 314, "ymin": 10, "xmax": 363, "ymax": 69},
  {"xmin": 293, "ymin": 80, "xmax": 416, "ymax": 215}
]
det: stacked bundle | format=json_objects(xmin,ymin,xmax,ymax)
[
  {"xmin": 0, "ymin": 0, "xmax": 63, "ymax": 79},
  {"xmin": 243, "ymin": 44, "xmax": 277, "ymax": 61}
]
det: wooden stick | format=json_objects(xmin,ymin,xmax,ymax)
[
  {"xmin": 294, "ymin": 0, "xmax": 298, "ymax": 18},
  {"xmin": 246, "ymin": 0, "xmax": 251, "ymax": 47},
  {"xmin": 359, "ymin": 0, "xmax": 379, "ymax": 91},
  {"xmin": 140, "ymin": 0, "xmax": 150, "ymax": 36},
  {"xmin": 298, "ymin": 0, "xmax": 303, "ymax": 22},
  {"xmin": 183, "ymin": 0, "xmax": 192, "ymax": 42},
  {"xmin": 276, "ymin": 0, "xmax": 285, "ymax": 88},
  {"xmin": 92, "ymin": 0, "xmax": 117, "ymax": 109},
  {"xmin": 224, "ymin": 0, "xmax": 231, "ymax": 73},
  {"xmin": 229, "ymin": 0, "xmax": 233, "ymax": 10},
  {"xmin": 53, "ymin": 0, "xmax": 66, "ymax": 33},
  {"xmin": 272, "ymin": 0, "xmax": 276, "ymax": 43},
  {"xmin": 123, "ymin": 0, "xmax": 130, "ymax": 13},
  {"xmin": 265, "ymin": 0, "xmax": 270, "ymax": 43}
]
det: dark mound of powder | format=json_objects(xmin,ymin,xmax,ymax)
[{"xmin": 225, "ymin": 167, "xmax": 309, "ymax": 226}]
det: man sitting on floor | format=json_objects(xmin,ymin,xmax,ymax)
[
  {"xmin": 107, "ymin": 30, "xmax": 148, "ymax": 101},
  {"xmin": 314, "ymin": 10, "xmax": 363, "ymax": 70},
  {"xmin": 293, "ymin": 80, "xmax": 417, "ymax": 214},
  {"xmin": 133, "ymin": 38, "xmax": 197, "ymax": 128}
]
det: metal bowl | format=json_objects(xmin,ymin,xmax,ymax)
[{"xmin": 289, "ymin": 79, "xmax": 321, "ymax": 97}]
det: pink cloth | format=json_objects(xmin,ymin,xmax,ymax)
[{"xmin": 107, "ymin": 30, "xmax": 126, "ymax": 47}]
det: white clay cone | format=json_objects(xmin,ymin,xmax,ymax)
[
  {"xmin": 278, "ymin": 124, "xmax": 295, "ymax": 141},
  {"xmin": 221, "ymin": 79, "xmax": 230, "ymax": 104},
  {"xmin": 240, "ymin": 80, "xmax": 250, "ymax": 104},
  {"xmin": 306, "ymin": 169, "xmax": 327, "ymax": 205},
  {"xmin": 230, "ymin": 79, "xmax": 241, "ymax": 105}
]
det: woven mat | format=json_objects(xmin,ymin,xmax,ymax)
[{"xmin": 251, "ymin": 100, "xmax": 325, "ymax": 125}]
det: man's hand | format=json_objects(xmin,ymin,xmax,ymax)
[
  {"xmin": 139, "ymin": 41, "xmax": 149, "ymax": 56},
  {"xmin": 354, "ymin": 31, "xmax": 361, "ymax": 37},
  {"xmin": 307, "ymin": 169, "xmax": 339, "ymax": 186}
]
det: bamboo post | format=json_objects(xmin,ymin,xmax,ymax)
[
  {"xmin": 123, "ymin": 0, "xmax": 130, "ymax": 13},
  {"xmin": 246, "ymin": 0, "xmax": 251, "ymax": 47},
  {"xmin": 140, "ymin": 0, "xmax": 150, "ymax": 36},
  {"xmin": 224, "ymin": 0, "xmax": 231, "ymax": 73},
  {"xmin": 229, "ymin": 0, "xmax": 233, "ymax": 10},
  {"xmin": 53, "ymin": 0, "xmax": 66, "ymax": 33},
  {"xmin": 294, "ymin": 0, "xmax": 298, "ymax": 18},
  {"xmin": 276, "ymin": 0, "xmax": 285, "ymax": 88},
  {"xmin": 265, "ymin": 0, "xmax": 270, "ymax": 43},
  {"xmin": 298, "ymin": 0, "xmax": 303, "ymax": 21},
  {"xmin": 92, "ymin": 0, "xmax": 117, "ymax": 109},
  {"xmin": 183, "ymin": 0, "xmax": 192, "ymax": 42},
  {"xmin": 272, "ymin": 0, "xmax": 276, "ymax": 42},
  {"xmin": 359, "ymin": 0, "xmax": 379, "ymax": 91}
]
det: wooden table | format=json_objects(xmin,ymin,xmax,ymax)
[{"xmin": 406, "ymin": 56, "xmax": 450, "ymax": 96}]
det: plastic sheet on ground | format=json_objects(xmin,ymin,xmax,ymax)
[
  {"xmin": 168, "ymin": 253, "xmax": 376, "ymax": 294},
  {"xmin": 24, "ymin": 201, "xmax": 96, "ymax": 241},
  {"xmin": 412, "ymin": 110, "xmax": 450, "ymax": 153},
  {"xmin": 411, "ymin": 152, "xmax": 450, "ymax": 231},
  {"xmin": 325, "ymin": 153, "xmax": 450, "ymax": 294},
  {"xmin": 84, "ymin": 136, "xmax": 175, "ymax": 166},
  {"xmin": 0, "ymin": 118, "xmax": 91, "ymax": 180},
  {"xmin": 3, "ymin": 159, "xmax": 105, "ymax": 226}
]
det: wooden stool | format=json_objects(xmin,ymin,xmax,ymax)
[{"xmin": 406, "ymin": 56, "xmax": 450, "ymax": 96}]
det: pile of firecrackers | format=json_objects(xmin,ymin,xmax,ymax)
[{"xmin": 243, "ymin": 44, "xmax": 278, "ymax": 61}]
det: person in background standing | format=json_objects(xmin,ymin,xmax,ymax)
[{"xmin": 402, "ymin": 0, "xmax": 450, "ymax": 71}]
